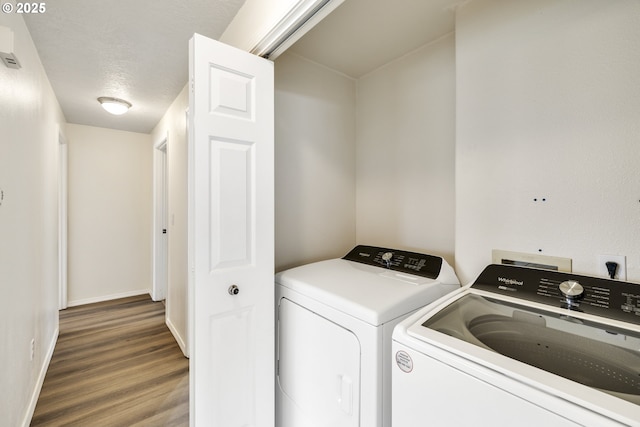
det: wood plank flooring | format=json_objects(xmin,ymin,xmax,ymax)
[{"xmin": 31, "ymin": 295, "xmax": 189, "ymax": 427}]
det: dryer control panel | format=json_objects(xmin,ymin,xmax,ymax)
[
  {"xmin": 343, "ymin": 245, "xmax": 442, "ymax": 280},
  {"xmin": 473, "ymin": 264, "xmax": 640, "ymax": 324}
]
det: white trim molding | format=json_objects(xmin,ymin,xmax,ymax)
[{"xmin": 67, "ymin": 289, "xmax": 150, "ymax": 307}]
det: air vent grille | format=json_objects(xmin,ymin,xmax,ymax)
[{"xmin": 1, "ymin": 52, "xmax": 21, "ymax": 69}]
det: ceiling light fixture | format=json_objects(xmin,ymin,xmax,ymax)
[{"xmin": 97, "ymin": 96, "xmax": 132, "ymax": 115}]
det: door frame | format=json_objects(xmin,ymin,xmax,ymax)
[
  {"xmin": 152, "ymin": 134, "xmax": 168, "ymax": 302},
  {"xmin": 58, "ymin": 128, "xmax": 68, "ymax": 310}
]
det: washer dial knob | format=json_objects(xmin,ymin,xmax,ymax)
[
  {"xmin": 381, "ymin": 252, "xmax": 393, "ymax": 268},
  {"xmin": 559, "ymin": 280, "xmax": 584, "ymax": 299}
]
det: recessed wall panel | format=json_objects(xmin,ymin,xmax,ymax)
[
  {"xmin": 209, "ymin": 307, "xmax": 256, "ymax": 426},
  {"xmin": 209, "ymin": 137, "xmax": 254, "ymax": 270},
  {"xmin": 209, "ymin": 65, "xmax": 254, "ymax": 120}
]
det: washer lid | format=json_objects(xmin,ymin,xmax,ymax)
[
  {"xmin": 420, "ymin": 292, "xmax": 640, "ymax": 406},
  {"xmin": 276, "ymin": 258, "xmax": 459, "ymax": 326}
]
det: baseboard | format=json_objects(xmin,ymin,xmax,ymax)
[
  {"xmin": 21, "ymin": 326, "xmax": 59, "ymax": 427},
  {"xmin": 166, "ymin": 316, "xmax": 189, "ymax": 358},
  {"xmin": 67, "ymin": 289, "xmax": 150, "ymax": 307}
]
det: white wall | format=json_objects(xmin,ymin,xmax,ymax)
[
  {"xmin": 274, "ymin": 52, "xmax": 356, "ymax": 271},
  {"xmin": 455, "ymin": 0, "xmax": 640, "ymax": 283},
  {"xmin": 356, "ymin": 34, "xmax": 456, "ymax": 264},
  {"xmin": 0, "ymin": 15, "xmax": 65, "ymax": 427},
  {"xmin": 151, "ymin": 85, "xmax": 189, "ymax": 355},
  {"xmin": 275, "ymin": 35, "xmax": 456, "ymax": 270},
  {"xmin": 65, "ymin": 124, "xmax": 153, "ymax": 305}
]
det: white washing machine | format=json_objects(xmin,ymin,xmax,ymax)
[
  {"xmin": 275, "ymin": 245, "xmax": 460, "ymax": 427},
  {"xmin": 392, "ymin": 264, "xmax": 640, "ymax": 426}
]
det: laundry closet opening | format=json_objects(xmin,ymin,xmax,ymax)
[{"xmin": 273, "ymin": 0, "xmax": 459, "ymax": 272}]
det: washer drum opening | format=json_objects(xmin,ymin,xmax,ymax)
[{"xmin": 468, "ymin": 315, "xmax": 640, "ymax": 397}]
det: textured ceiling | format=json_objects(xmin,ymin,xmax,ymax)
[
  {"xmin": 290, "ymin": 0, "xmax": 460, "ymax": 79},
  {"xmin": 24, "ymin": 0, "xmax": 246, "ymax": 133},
  {"xmin": 23, "ymin": 0, "xmax": 460, "ymax": 134}
]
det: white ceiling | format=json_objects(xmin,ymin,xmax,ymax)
[
  {"xmin": 23, "ymin": 0, "xmax": 246, "ymax": 133},
  {"xmin": 22, "ymin": 0, "xmax": 459, "ymax": 134},
  {"xmin": 289, "ymin": 0, "xmax": 460, "ymax": 79}
]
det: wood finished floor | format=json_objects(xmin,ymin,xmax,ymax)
[{"xmin": 31, "ymin": 295, "xmax": 189, "ymax": 427}]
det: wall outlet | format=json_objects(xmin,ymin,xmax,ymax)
[
  {"xmin": 597, "ymin": 254, "xmax": 626, "ymax": 280},
  {"xmin": 30, "ymin": 338, "xmax": 35, "ymax": 361}
]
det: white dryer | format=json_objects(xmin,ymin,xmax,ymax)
[
  {"xmin": 393, "ymin": 264, "xmax": 640, "ymax": 426},
  {"xmin": 275, "ymin": 245, "xmax": 460, "ymax": 427}
]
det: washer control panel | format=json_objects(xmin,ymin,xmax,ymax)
[
  {"xmin": 473, "ymin": 264, "xmax": 640, "ymax": 324},
  {"xmin": 343, "ymin": 245, "xmax": 442, "ymax": 279}
]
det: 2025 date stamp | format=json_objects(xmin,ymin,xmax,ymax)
[{"xmin": 2, "ymin": 2, "xmax": 47, "ymax": 14}]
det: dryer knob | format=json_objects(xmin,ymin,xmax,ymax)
[{"xmin": 559, "ymin": 280, "xmax": 584, "ymax": 299}]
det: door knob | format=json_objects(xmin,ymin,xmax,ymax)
[{"xmin": 228, "ymin": 285, "xmax": 239, "ymax": 296}]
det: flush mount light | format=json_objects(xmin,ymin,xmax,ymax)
[{"xmin": 97, "ymin": 96, "xmax": 132, "ymax": 115}]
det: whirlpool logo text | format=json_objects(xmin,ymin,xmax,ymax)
[{"xmin": 497, "ymin": 277, "xmax": 524, "ymax": 287}]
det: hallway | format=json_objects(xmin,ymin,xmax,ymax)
[{"xmin": 31, "ymin": 295, "xmax": 188, "ymax": 426}]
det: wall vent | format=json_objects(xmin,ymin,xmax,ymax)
[
  {"xmin": 1, "ymin": 52, "xmax": 21, "ymax": 69},
  {"xmin": 492, "ymin": 249, "xmax": 572, "ymax": 272}
]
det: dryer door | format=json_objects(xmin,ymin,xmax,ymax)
[{"xmin": 277, "ymin": 298, "xmax": 361, "ymax": 427}]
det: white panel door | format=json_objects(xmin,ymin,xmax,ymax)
[{"xmin": 188, "ymin": 33, "xmax": 274, "ymax": 427}]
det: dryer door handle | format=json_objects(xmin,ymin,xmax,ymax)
[{"xmin": 337, "ymin": 374, "xmax": 353, "ymax": 415}]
